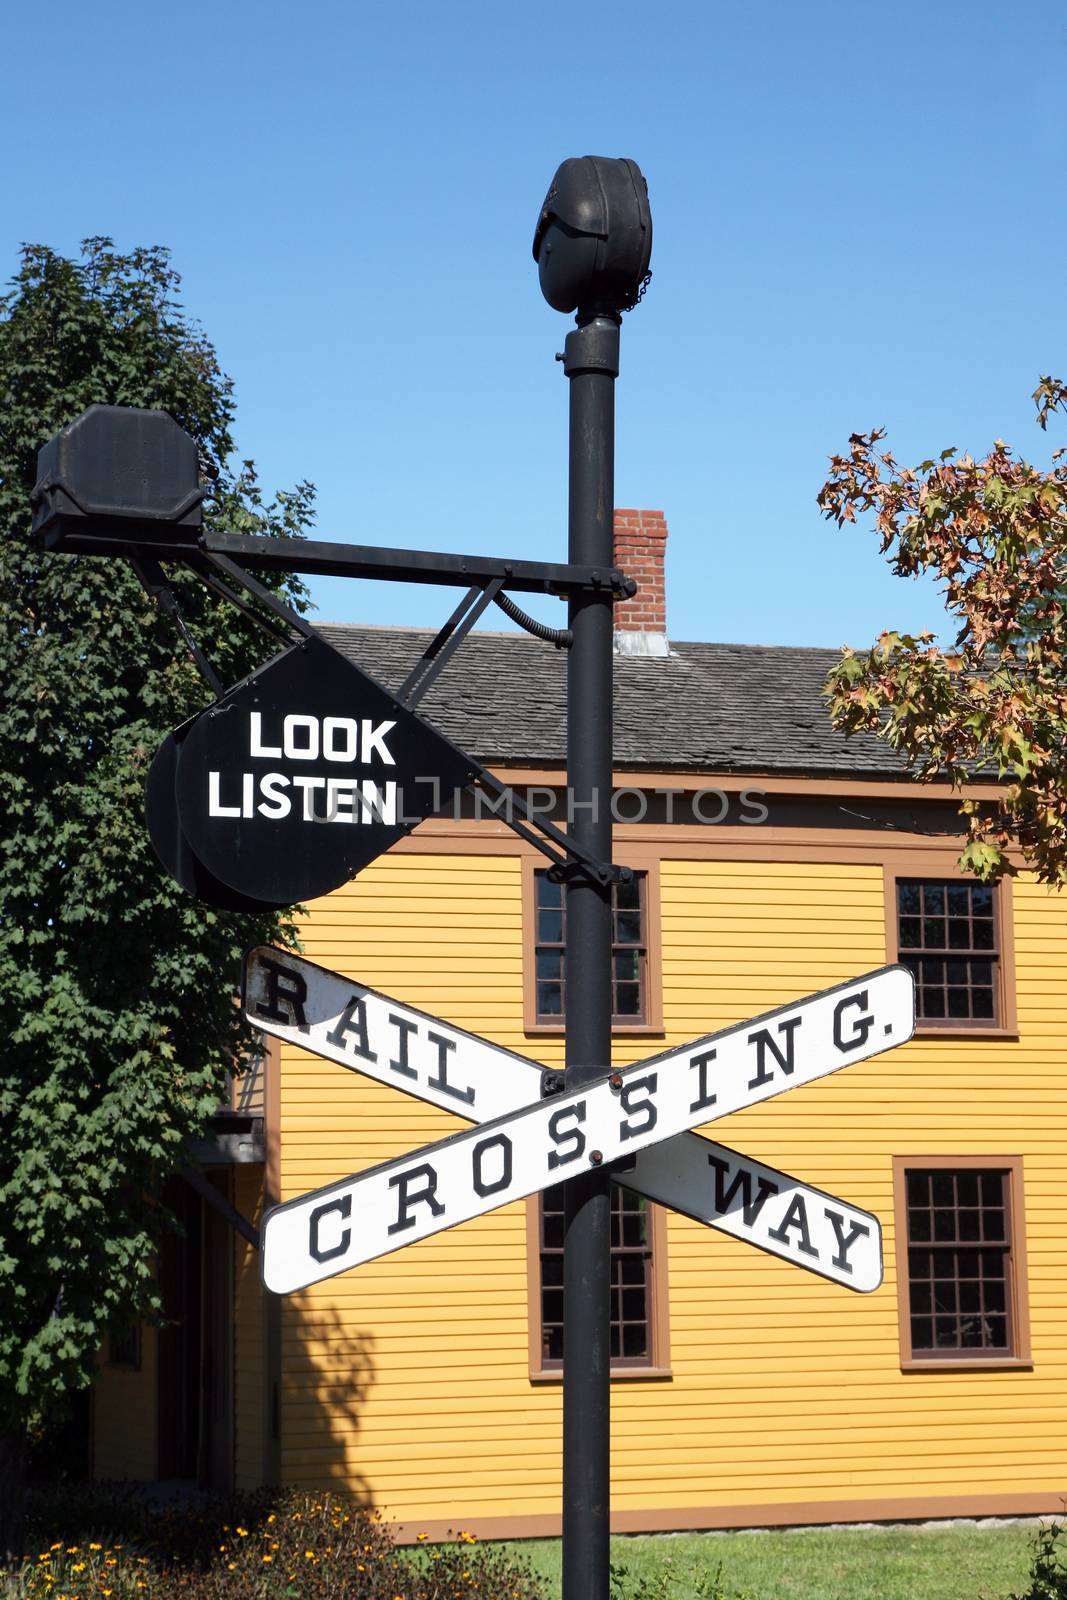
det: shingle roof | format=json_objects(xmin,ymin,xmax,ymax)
[{"xmin": 316, "ymin": 624, "xmax": 909, "ymax": 778}]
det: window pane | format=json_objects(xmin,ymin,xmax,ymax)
[
  {"xmin": 536, "ymin": 874, "xmax": 562, "ymax": 909},
  {"xmin": 616, "ymin": 911, "xmax": 643, "ymax": 945},
  {"xmin": 899, "ymin": 917, "xmax": 922, "ymax": 948},
  {"xmin": 922, "ymin": 987, "xmax": 946, "ymax": 1017},
  {"xmin": 911, "ymin": 1316, "xmax": 934, "ymax": 1349},
  {"xmin": 898, "ymin": 883, "xmax": 922, "ymax": 915},
  {"xmin": 622, "ymin": 1322, "xmax": 648, "ymax": 1358},
  {"xmin": 924, "ymin": 917, "xmax": 946, "ymax": 948},
  {"xmin": 947, "ymin": 885, "xmax": 971, "ymax": 916},
  {"xmin": 615, "ymin": 877, "xmax": 641, "ymax": 912},
  {"xmin": 923, "ymin": 886, "xmax": 946, "ymax": 914},
  {"xmin": 537, "ymin": 981, "xmax": 563, "ymax": 1017},
  {"xmin": 538, "ymin": 908, "xmax": 563, "ymax": 944}
]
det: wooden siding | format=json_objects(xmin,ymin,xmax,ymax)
[
  {"xmin": 279, "ymin": 849, "xmax": 1067, "ymax": 1529},
  {"xmin": 234, "ymin": 1165, "xmax": 266, "ymax": 1489}
]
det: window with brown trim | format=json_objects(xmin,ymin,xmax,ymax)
[
  {"xmin": 525, "ymin": 860, "xmax": 662, "ymax": 1034},
  {"xmin": 897, "ymin": 880, "xmax": 999, "ymax": 1026},
  {"xmin": 526, "ymin": 1188, "xmax": 670, "ymax": 1379},
  {"xmin": 884, "ymin": 867, "xmax": 1016, "ymax": 1036},
  {"xmin": 893, "ymin": 1157, "xmax": 1031, "ymax": 1369}
]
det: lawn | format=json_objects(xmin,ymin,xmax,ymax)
[{"xmin": 507, "ymin": 1522, "xmax": 1044, "ymax": 1600}]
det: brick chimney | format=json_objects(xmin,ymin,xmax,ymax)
[{"xmin": 613, "ymin": 508, "xmax": 669, "ymax": 657}]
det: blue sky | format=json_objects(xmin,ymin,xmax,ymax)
[{"xmin": 5, "ymin": 0, "xmax": 1065, "ymax": 649}]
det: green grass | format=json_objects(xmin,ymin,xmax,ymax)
[{"xmin": 501, "ymin": 1522, "xmax": 1042, "ymax": 1599}]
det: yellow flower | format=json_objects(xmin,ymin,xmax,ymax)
[
  {"xmin": 236, "ymin": 1527, "xmax": 248, "ymax": 1538},
  {"xmin": 417, "ymin": 1532, "xmax": 428, "ymax": 1542},
  {"xmin": 71, "ymin": 1564, "xmax": 86, "ymax": 1573},
  {"xmin": 103, "ymin": 1591, "xmax": 113, "ymax": 1596},
  {"xmin": 227, "ymin": 1563, "xmax": 236, "ymax": 1571},
  {"xmin": 66, "ymin": 1547, "xmax": 79, "ymax": 1554},
  {"xmin": 89, "ymin": 1545, "xmax": 102, "ymax": 1552},
  {"xmin": 267, "ymin": 1514, "xmax": 276, "ymax": 1524},
  {"xmin": 50, "ymin": 1543, "xmax": 62, "ymax": 1551},
  {"xmin": 261, "ymin": 1555, "xmax": 273, "ymax": 1563}
]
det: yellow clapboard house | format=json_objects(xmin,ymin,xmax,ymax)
[{"xmin": 92, "ymin": 511, "xmax": 1067, "ymax": 1536}]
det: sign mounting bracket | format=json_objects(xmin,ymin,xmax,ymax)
[{"xmin": 397, "ymin": 577, "xmax": 506, "ymax": 708}]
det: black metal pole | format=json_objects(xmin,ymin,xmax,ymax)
[{"xmin": 561, "ymin": 310, "xmax": 620, "ymax": 1600}]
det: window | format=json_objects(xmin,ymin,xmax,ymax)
[
  {"xmin": 106, "ymin": 1323, "xmax": 142, "ymax": 1369},
  {"xmin": 524, "ymin": 860, "xmax": 662, "ymax": 1033},
  {"xmin": 527, "ymin": 1185, "xmax": 670, "ymax": 1378},
  {"xmin": 893, "ymin": 1157, "xmax": 1030, "ymax": 1368},
  {"xmin": 885, "ymin": 869, "xmax": 1016, "ymax": 1035}
]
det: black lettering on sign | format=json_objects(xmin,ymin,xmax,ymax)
[
  {"xmin": 472, "ymin": 1133, "xmax": 513, "ymax": 1197},
  {"xmin": 255, "ymin": 957, "xmax": 309, "ymax": 1033},
  {"xmin": 833, "ymin": 990, "xmax": 874, "ymax": 1053},
  {"xmin": 426, "ymin": 1030, "xmax": 475, "ymax": 1106},
  {"xmin": 746, "ymin": 1016, "xmax": 801, "ymax": 1090},
  {"xmin": 767, "ymin": 1193, "xmax": 818, "ymax": 1257},
  {"xmin": 618, "ymin": 1074, "xmax": 658, "ymax": 1142},
  {"xmin": 547, "ymin": 1102, "xmax": 587, "ymax": 1170},
  {"xmin": 325, "ymin": 995, "xmax": 378, "ymax": 1063},
  {"xmin": 707, "ymin": 1154, "xmax": 779, "ymax": 1228},
  {"xmin": 387, "ymin": 1013, "xmax": 418, "ymax": 1081},
  {"xmin": 309, "ymin": 1195, "xmax": 352, "ymax": 1263},
  {"xmin": 387, "ymin": 1163, "xmax": 445, "ymax": 1235},
  {"xmin": 824, "ymin": 1208, "xmax": 870, "ymax": 1273},
  {"xmin": 688, "ymin": 1048, "xmax": 718, "ymax": 1113}
]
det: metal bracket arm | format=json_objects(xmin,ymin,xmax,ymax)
[
  {"xmin": 179, "ymin": 1160, "xmax": 260, "ymax": 1250},
  {"xmin": 473, "ymin": 768, "xmax": 627, "ymax": 888},
  {"xmin": 197, "ymin": 531, "xmax": 636, "ymax": 600}
]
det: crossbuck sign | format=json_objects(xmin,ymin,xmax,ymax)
[{"xmin": 246, "ymin": 948, "xmax": 915, "ymax": 1298}]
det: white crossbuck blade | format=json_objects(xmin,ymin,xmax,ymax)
[{"xmin": 246, "ymin": 948, "xmax": 914, "ymax": 1296}]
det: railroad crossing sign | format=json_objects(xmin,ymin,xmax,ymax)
[
  {"xmin": 247, "ymin": 948, "xmax": 913, "ymax": 1297},
  {"xmin": 244, "ymin": 948, "xmax": 885, "ymax": 1291}
]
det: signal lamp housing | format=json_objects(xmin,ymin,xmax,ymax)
[{"xmin": 533, "ymin": 155, "xmax": 652, "ymax": 315}]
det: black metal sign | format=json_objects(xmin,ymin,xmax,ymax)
[{"xmin": 150, "ymin": 633, "xmax": 477, "ymax": 905}]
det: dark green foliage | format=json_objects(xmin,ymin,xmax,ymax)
[
  {"xmin": 0, "ymin": 238, "xmax": 315, "ymax": 1439},
  {"xmin": 15, "ymin": 1484, "xmax": 548, "ymax": 1598},
  {"xmin": 1010, "ymin": 1521, "xmax": 1067, "ymax": 1600}
]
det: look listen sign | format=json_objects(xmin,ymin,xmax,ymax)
[{"xmin": 156, "ymin": 634, "xmax": 477, "ymax": 904}]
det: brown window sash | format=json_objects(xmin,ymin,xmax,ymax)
[
  {"xmin": 533, "ymin": 868, "xmax": 647, "ymax": 1025},
  {"xmin": 896, "ymin": 878, "xmax": 999, "ymax": 1027},
  {"xmin": 539, "ymin": 1184, "xmax": 655, "ymax": 1369},
  {"xmin": 893, "ymin": 1156, "xmax": 1031, "ymax": 1369}
]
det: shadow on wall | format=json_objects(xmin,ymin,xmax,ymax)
[{"xmin": 278, "ymin": 1297, "xmax": 377, "ymax": 1506}]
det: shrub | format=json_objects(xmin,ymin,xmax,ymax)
[
  {"xmin": 15, "ymin": 1484, "xmax": 546, "ymax": 1600},
  {"xmin": 1010, "ymin": 1520, "xmax": 1067, "ymax": 1600}
]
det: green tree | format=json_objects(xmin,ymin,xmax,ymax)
[
  {"xmin": 818, "ymin": 377, "xmax": 1067, "ymax": 884},
  {"xmin": 0, "ymin": 239, "xmax": 314, "ymax": 1560}
]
